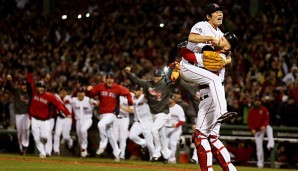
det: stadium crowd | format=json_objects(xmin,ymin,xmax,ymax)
[{"xmin": 0, "ymin": 0, "xmax": 298, "ymax": 168}]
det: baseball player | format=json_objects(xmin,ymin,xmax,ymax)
[
  {"xmin": 128, "ymin": 84, "xmax": 156, "ymax": 160},
  {"xmin": 113, "ymin": 92, "xmax": 134, "ymax": 159},
  {"xmin": 163, "ymin": 94, "xmax": 186, "ymax": 164},
  {"xmin": 53, "ymin": 87, "xmax": 73, "ymax": 155},
  {"xmin": 69, "ymin": 87, "xmax": 98, "ymax": 158},
  {"xmin": 6, "ymin": 75, "xmax": 30, "ymax": 155},
  {"xmin": 86, "ymin": 72, "xmax": 133, "ymax": 162},
  {"xmin": 124, "ymin": 67, "xmax": 174, "ymax": 162},
  {"xmin": 248, "ymin": 96, "xmax": 275, "ymax": 168},
  {"xmin": 182, "ymin": 3, "xmax": 237, "ymax": 123},
  {"xmin": 178, "ymin": 35, "xmax": 238, "ymax": 170},
  {"xmin": 26, "ymin": 66, "xmax": 71, "ymax": 158}
]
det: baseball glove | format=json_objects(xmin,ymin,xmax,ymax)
[
  {"xmin": 203, "ymin": 51, "xmax": 226, "ymax": 71},
  {"xmin": 165, "ymin": 61, "xmax": 180, "ymax": 84}
]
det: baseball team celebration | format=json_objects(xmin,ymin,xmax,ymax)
[{"xmin": 0, "ymin": 0, "xmax": 297, "ymax": 171}]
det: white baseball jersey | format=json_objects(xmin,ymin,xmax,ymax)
[
  {"xmin": 70, "ymin": 97, "xmax": 96, "ymax": 120},
  {"xmin": 187, "ymin": 21, "xmax": 224, "ymax": 53},
  {"xmin": 118, "ymin": 94, "xmax": 132, "ymax": 118},
  {"xmin": 55, "ymin": 94, "xmax": 72, "ymax": 114},
  {"xmin": 165, "ymin": 104, "xmax": 186, "ymax": 129},
  {"xmin": 133, "ymin": 94, "xmax": 152, "ymax": 123}
]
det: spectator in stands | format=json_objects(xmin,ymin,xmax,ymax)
[
  {"xmin": 279, "ymin": 96, "xmax": 298, "ymax": 126},
  {"xmin": 247, "ymin": 95, "xmax": 275, "ymax": 168},
  {"xmin": 226, "ymin": 140, "xmax": 254, "ymax": 166}
]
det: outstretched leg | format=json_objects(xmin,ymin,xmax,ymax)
[{"xmin": 192, "ymin": 129, "xmax": 214, "ymax": 171}]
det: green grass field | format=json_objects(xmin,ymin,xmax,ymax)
[{"xmin": 0, "ymin": 154, "xmax": 297, "ymax": 171}]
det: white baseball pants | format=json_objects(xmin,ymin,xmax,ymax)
[
  {"xmin": 129, "ymin": 121, "xmax": 156, "ymax": 158},
  {"xmin": 31, "ymin": 117, "xmax": 50, "ymax": 156},
  {"xmin": 113, "ymin": 117, "xmax": 129, "ymax": 159},
  {"xmin": 164, "ymin": 127, "xmax": 182, "ymax": 162},
  {"xmin": 152, "ymin": 113, "xmax": 172, "ymax": 159},
  {"xmin": 180, "ymin": 59, "xmax": 228, "ymax": 117},
  {"xmin": 45, "ymin": 118, "xmax": 55, "ymax": 155},
  {"xmin": 98, "ymin": 113, "xmax": 120, "ymax": 157},
  {"xmin": 76, "ymin": 118, "xmax": 92, "ymax": 150},
  {"xmin": 53, "ymin": 117, "xmax": 73, "ymax": 153},
  {"xmin": 15, "ymin": 114, "xmax": 30, "ymax": 151},
  {"xmin": 255, "ymin": 125, "xmax": 275, "ymax": 168}
]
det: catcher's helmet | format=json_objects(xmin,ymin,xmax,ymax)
[{"xmin": 224, "ymin": 32, "xmax": 238, "ymax": 50}]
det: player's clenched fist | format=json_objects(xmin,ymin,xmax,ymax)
[
  {"xmin": 86, "ymin": 85, "xmax": 93, "ymax": 91},
  {"xmin": 124, "ymin": 67, "xmax": 131, "ymax": 73}
]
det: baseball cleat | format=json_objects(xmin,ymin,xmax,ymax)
[
  {"xmin": 217, "ymin": 112, "xmax": 237, "ymax": 123},
  {"xmin": 114, "ymin": 149, "xmax": 121, "ymax": 162},
  {"xmin": 189, "ymin": 158, "xmax": 198, "ymax": 164},
  {"xmin": 81, "ymin": 149, "xmax": 88, "ymax": 158},
  {"xmin": 177, "ymin": 41, "xmax": 188, "ymax": 49},
  {"xmin": 150, "ymin": 157, "xmax": 160, "ymax": 162},
  {"xmin": 39, "ymin": 154, "xmax": 46, "ymax": 158},
  {"xmin": 96, "ymin": 148, "xmax": 105, "ymax": 156}
]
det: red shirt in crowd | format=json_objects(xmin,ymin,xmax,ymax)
[
  {"xmin": 247, "ymin": 105, "xmax": 270, "ymax": 131},
  {"xmin": 86, "ymin": 83, "xmax": 133, "ymax": 114},
  {"xmin": 26, "ymin": 73, "xmax": 71, "ymax": 120}
]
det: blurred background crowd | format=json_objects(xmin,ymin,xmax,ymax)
[
  {"xmin": 0, "ymin": 0, "xmax": 298, "ymax": 167},
  {"xmin": 1, "ymin": 0, "xmax": 297, "ymax": 127}
]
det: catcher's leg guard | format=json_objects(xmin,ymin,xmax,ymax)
[
  {"xmin": 208, "ymin": 135, "xmax": 237, "ymax": 171},
  {"xmin": 192, "ymin": 130, "xmax": 214, "ymax": 171}
]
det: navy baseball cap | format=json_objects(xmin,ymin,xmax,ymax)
[
  {"xmin": 77, "ymin": 86, "xmax": 85, "ymax": 92},
  {"xmin": 35, "ymin": 81, "xmax": 46, "ymax": 88},
  {"xmin": 205, "ymin": 3, "xmax": 224, "ymax": 15},
  {"xmin": 132, "ymin": 84, "xmax": 142, "ymax": 91},
  {"xmin": 153, "ymin": 69, "xmax": 163, "ymax": 77},
  {"xmin": 106, "ymin": 72, "xmax": 115, "ymax": 79}
]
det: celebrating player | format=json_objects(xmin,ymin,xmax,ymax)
[
  {"xmin": 163, "ymin": 94, "xmax": 186, "ymax": 164},
  {"xmin": 69, "ymin": 87, "xmax": 98, "ymax": 158},
  {"xmin": 26, "ymin": 66, "xmax": 71, "ymax": 158},
  {"xmin": 86, "ymin": 72, "xmax": 133, "ymax": 162},
  {"xmin": 113, "ymin": 89, "xmax": 134, "ymax": 160},
  {"xmin": 125, "ymin": 67, "xmax": 174, "ymax": 162},
  {"xmin": 6, "ymin": 75, "xmax": 30, "ymax": 155},
  {"xmin": 181, "ymin": 3, "xmax": 237, "ymax": 123},
  {"xmin": 53, "ymin": 87, "xmax": 73, "ymax": 156},
  {"xmin": 128, "ymin": 84, "xmax": 156, "ymax": 160}
]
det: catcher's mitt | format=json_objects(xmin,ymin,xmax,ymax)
[
  {"xmin": 165, "ymin": 61, "xmax": 180, "ymax": 84},
  {"xmin": 203, "ymin": 51, "xmax": 226, "ymax": 71}
]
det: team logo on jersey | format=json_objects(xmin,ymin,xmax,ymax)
[
  {"xmin": 195, "ymin": 28, "xmax": 203, "ymax": 34},
  {"xmin": 148, "ymin": 87, "xmax": 162, "ymax": 101}
]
